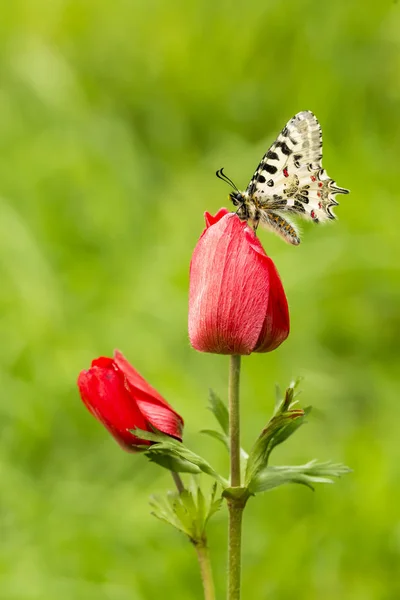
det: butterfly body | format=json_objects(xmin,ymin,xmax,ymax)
[
  {"xmin": 219, "ymin": 111, "xmax": 349, "ymax": 245},
  {"xmin": 230, "ymin": 188, "xmax": 301, "ymax": 244}
]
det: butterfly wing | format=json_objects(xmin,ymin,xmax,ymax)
[{"xmin": 246, "ymin": 111, "xmax": 349, "ymax": 224}]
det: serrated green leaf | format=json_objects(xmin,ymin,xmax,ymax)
[
  {"xmin": 208, "ymin": 389, "xmax": 229, "ymax": 435},
  {"xmin": 248, "ymin": 460, "xmax": 352, "ymax": 494},
  {"xmin": 271, "ymin": 407, "xmax": 311, "ymax": 448},
  {"xmin": 174, "ymin": 490, "xmax": 197, "ymax": 533},
  {"xmin": 149, "ymin": 495, "xmax": 173, "ymax": 522},
  {"xmin": 150, "ymin": 494, "xmax": 190, "ymax": 535},
  {"xmin": 244, "ymin": 378, "xmax": 312, "ymax": 486},
  {"xmin": 150, "ymin": 480, "xmax": 224, "ymax": 543},
  {"xmin": 245, "ymin": 408, "xmax": 308, "ymax": 485},
  {"xmin": 208, "ymin": 498, "xmax": 223, "ymax": 521},
  {"xmin": 205, "ymin": 482, "xmax": 223, "ymax": 524},
  {"xmin": 196, "ymin": 486, "xmax": 207, "ymax": 526}
]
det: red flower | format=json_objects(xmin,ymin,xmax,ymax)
[
  {"xmin": 188, "ymin": 208, "xmax": 289, "ymax": 355},
  {"xmin": 77, "ymin": 350, "xmax": 184, "ymax": 451}
]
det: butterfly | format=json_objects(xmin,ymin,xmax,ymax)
[{"xmin": 216, "ymin": 110, "xmax": 349, "ymax": 245}]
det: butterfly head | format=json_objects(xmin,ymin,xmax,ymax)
[
  {"xmin": 229, "ymin": 191, "xmax": 250, "ymax": 223},
  {"xmin": 229, "ymin": 190, "xmax": 245, "ymax": 208},
  {"xmin": 216, "ymin": 168, "xmax": 249, "ymax": 220}
]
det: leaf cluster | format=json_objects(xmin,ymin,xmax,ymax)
[
  {"xmin": 150, "ymin": 481, "xmax": 222, "ymax": 544},
  {"xmin": 133, "ymin": 379, "xmax": 350, "ymax": 539}
]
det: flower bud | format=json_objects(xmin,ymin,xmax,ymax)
[
  {"xmin": 188, "ymin": 209, "xmax": 289, "ymax": 355},
  {"xmin": 78, "ymin": 350, "xmax": 184, "ymax": 451}
]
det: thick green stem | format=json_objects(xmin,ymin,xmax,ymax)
[
  {"xmin": 229, "ymin": 355, "xmax": 241, "ymax": 487},
  {"xmin": 227, "ymin": 499, "xmax": 244, "ymax": 600},
  {"xmin": 194, "ymin": 541, "xmax": 216, "ymax": 600},
  {"xmin": 227, "ymin": 354, "xmax": 244, "ymax": 600}
]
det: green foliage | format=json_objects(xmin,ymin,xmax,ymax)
[
  {"xmin": 200, "ymin": 428, "xmax": 230, "ymax": 452},
  {"xmin": 1, "ymin": 1, "xmax": 400, "ymax": 599},
  {"xmin": 274, "ymin": 377, "xmax": 303, "ymax": 415},
  {"xmin": 245, "ymin": 380, "xmax": 312, "ymax": 486},
  {"xmin": 243, "ymin": 380, "xmax": 349, "ymax": 495},
  {"xmin": 208, "ymin": 389, "xmax": 229, "ymax": 436},
  {"xmin": 150, "ymin": 481, "xmax": 222, "ymax": 544},
  {"xmin": 249, "ymin": 460, "xmax": 352, "ymax": 494},
  {"xmin": 201, "ymin": 389, "xmax": 249, "ymax": 467},
  {"xmin": 137, "ymin": 383, "xmax": 348, "ymax": 505},
  {"xmin": 132, "ymin": 429, "xmax": 228, "ymax": 485},
  {"xmin": 200, "ymin": 389, "xmax": 230, "ymax": 450}
]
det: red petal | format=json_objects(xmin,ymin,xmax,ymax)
[
  {"xmin": 91, "ymin": 356, "xmax": 114, "ymax": 369},
  {"xmin": 204, "ymin": 207, "xmax": 230, "ymax": 228},
  {"xmin": 113, "ymin": 350, "xmax": 168, "ymax": 405},
  {"xmin": 254, "ymin": 258, "xmax": 290, "ymax": 352},
  {"xmin": 77, "ymin": 366, "xmax": 150, "ymax": 451},
  {"xmin": 113, "ymin": 350, "xmax": 184, "ymax": 440},
  {"xmin": 135, "ymin": 399, "xmax": 183, "ymax": 440},
  {"xmin": 189, "ymin": 213, "xmax": 269, "ymax": 354}
]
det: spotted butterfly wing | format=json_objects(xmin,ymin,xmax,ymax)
[{"xmin": 231, "ymin": 111, "xmax": 349, "ymax": 245}]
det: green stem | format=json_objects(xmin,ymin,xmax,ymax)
[
  {"xmin": 228, "ymin": 354, "xmax": 244, "ymax": 600},
  {"xmin": 229, "ymin": 355, "xmax": 241, "ymax": 487},
  {"xmin": 171, "ymin": 471, "xmax": 184, "ymax": 494},
  {"xmin": 227, "ymin": 499, "xmax": 244, "ymax": 600},
  {"xmin": 194, "ymin": 540, "xmax": 216, "ymax": 600}
]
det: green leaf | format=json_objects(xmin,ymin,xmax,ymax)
[
  {"xmin": 274, "ymin": 377, "xmax": 303, "ymax": 416},
  {"xmin": 200, "ymin": 430, "xmax": 248, "ymax": 471},
  {"xmin": 245, "ymin": 408, "xmax": 309, "ymax": 486},
  {"xmin": 200, "ymin": 429, "xmax": 229, "ymax": 451},
  {"xmin": 208, "ymin": 389, "xmax": 229, "ymax": 435},
  {"xmin": 150, "ymin": 493, "xmax": 190, "ymax": 536},
  {"xmin": 129, "ymin": 428, "xmax": 170, "ymax": 443},
  {"xmin": 150, "ymin": 480, "xmax": 223, "ymax": 543},
  {"xmin": 131, "ymin": 428, "xmax": 229, "ymax": 486},
  {"xmin": 196, "ymin": 485, "xmax": 207, "ymax": 525},
  {"xmin": 199, "ymin": 481, "xmax": 223, "ymax": 529},
  {"xmin": 244, "ymin": 379, "xmax": 351, "ymax": 496},
  {"xmin": 174, "ymin": 490, "xmax": 198, "ymax": 533},
  {"xmin": 208, "ymin": 495, "xmax": 223, "ymax": 523},
  {"xmin": 271, "ymin": 406, "xmax": 312, "ymax": 448},
  {"xmin": 150, "ymin": 492, "xmax": 187, "ymax": 534},
  {"xmin": 147, "ymin": 453, "xmax": 202, "ymax": 474},
  {"xmin": 274, "ymin": 383, "xmax": 283, "ymax": 413},
  {"xmin": 249, "ymin": 460, "xmax": 352, "ymax": 494}
]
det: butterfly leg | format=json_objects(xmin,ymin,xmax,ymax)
[
  {"xmin": 234, "ymin": 203, "xmax": 246, "ymax": 218},
  {"xmin": 248, "ymin": 207, "xmax": 261, "ymax": 234},
  {"xmin": 234, "ymin": 202, "xmax": 252, "ymax": 226}
]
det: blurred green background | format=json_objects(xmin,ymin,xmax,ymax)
[{"xmin": 1, "ymin": 1, "xmax": 399, "ymax": 598}]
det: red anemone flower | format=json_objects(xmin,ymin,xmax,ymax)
[
  {"xmin": 77, "ymin": 350, "xmax": 184, "ymax": 451},
  {"xmin": 188, "ymin": 208, "xmax": 289, "ymax": 355}
]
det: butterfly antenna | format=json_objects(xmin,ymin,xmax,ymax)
[{"xmin": 216, "ymin": 168, "xmax": 238, "ymax": 191}]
